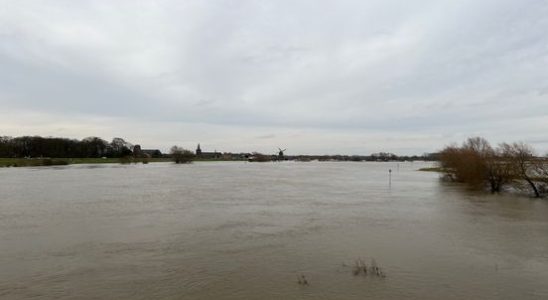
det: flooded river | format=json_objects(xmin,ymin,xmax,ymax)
[{"xmin": 1, "ymin": 161, "xmax": 547, "ymax": 299}]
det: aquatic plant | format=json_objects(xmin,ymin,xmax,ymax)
[
  {"xmin": 297, "ymin": 274, "xmax": 309, "ymax": 285},
  {"xmin": 347, "ymin": 257, "xmax": 386, "ymax": 278}
]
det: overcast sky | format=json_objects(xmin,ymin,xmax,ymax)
[{"xmin": 1, "ymin": 0, "xmax": 547, "ymax": 155}]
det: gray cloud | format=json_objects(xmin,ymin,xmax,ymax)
[{"xmin": 1, "ymin": 0, "xmax": 547, "ymax": 154}]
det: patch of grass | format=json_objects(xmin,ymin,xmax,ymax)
[
  {"xmin": 0, "ymin": 157, "xmax": 173, "ymax": 168},
  {"xmin": 66, "ymin": 157, "xmax": 172, "ymax": 165},
  {"xmin": 418, "ymin": 167, "xmax": 444, "ymax": 172},
  {"xmin": 67, "ymin": 158, "xmax": 121, "ymax": 164},
  {"xmin": 0, "ymin": 158, "xmax": 69, "ymax": 167}
]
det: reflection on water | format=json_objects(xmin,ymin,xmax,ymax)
[{"xmin": 1, "ymin": 161, "xmax": 547, "ymax": 299}]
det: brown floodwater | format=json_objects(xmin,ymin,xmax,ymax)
[{"xmin": 0, "ymin": 161, "xmax": 547, "ymax": 299}]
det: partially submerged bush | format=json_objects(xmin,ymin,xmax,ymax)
[
  {"xmin": 119, "ymin": 156, "xmax": 133, "ymax": 164},
  {"xmin": 440, "ymin": 137, "xmax": 547, "ymax": 197},
  {"xmin": 170, "ymin": 146, "xmax": 195, "ymax": 164}
]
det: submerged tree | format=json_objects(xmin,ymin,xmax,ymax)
[
  {"xmin": 170, "ymin": 146, "xmax": 194, "ymax": 164},
  {"xmin": 440, "ymin": 137, "xmax": 547, "ymax": 197},
  {"xmin": 500, "ymin": 142, "xmax": 548, "ymax": 198},
  {"xmin": 440, "ymin": 137, "xmax": 511, "ymax": 193}
]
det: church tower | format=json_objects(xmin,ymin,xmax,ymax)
[{"xmin": 196, "ymin": 143, "xmax": 202, "ymax": 156}]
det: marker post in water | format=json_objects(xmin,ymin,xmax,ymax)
[{"xmin": 389, "ymin": 169, "xmax": 392, "ymax": 187}]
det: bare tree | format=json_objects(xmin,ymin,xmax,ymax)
[
  {"xmin": 170, "ymin": 146, "xmax": 194, "ymax": 164},
  {"xmin": 440, "ymin": 137, "xmax": 548, "ymax": 196},
  {"xmin": 500, "ymin": 142, "xmax": 541, "ymax": 197},
  {"xmin": 531, "ymin": 156, "xmax": 548, "ymax": 196},
  {"xmin": 439, "ymin": 137, "xmax": 512, "ymax": 193}
]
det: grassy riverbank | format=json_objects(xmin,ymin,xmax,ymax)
[
  {"xmin": 0, "ymin": 157, "xmax": 173, "ymax": 167},
  {"xmin": 418, "ymin": 167, "xmax": 443, "ymax": 172}
]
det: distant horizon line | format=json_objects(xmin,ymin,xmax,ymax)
[{"xmin": 0, "ymin": 134, "xmax": 438, "ymax": 157}]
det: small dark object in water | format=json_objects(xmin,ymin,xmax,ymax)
[
  {"xmin": 350, "ymin": 257, "xmax": 387, "ymax": 278},
  {"xmin": 353, "ymin": 260, "xmax": 361, "ymax": 276},
  {"xmin": 298, "ymin": 274, "xmax": 309, "ymax": 285}
]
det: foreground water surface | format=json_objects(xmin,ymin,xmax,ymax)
[{"xmin": 1, "ymin": 161, "xmax": 547, "ymax": 299}]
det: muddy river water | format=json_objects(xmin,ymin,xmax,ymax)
[{"xmin": 1, "ymin": 161, "xmax": 547, "ymax": 299}]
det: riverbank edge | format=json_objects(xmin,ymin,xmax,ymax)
[
  {"xmin": 0, "ymin": 157, "xmax": 256, "ymax": 167},
  {"xmin": 0, "ymin": 157, "xmax": 169, "ymax": 168},
  {"xmin": 418, "ymin": 167, "xmax": 443, "ymax": 172}
]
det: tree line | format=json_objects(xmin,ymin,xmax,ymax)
[
  {"xmin": 0, "ymin": 136, "xmax": 134, "ymax": 158},
  {"xmin": 439, "ymin": 137, "xmax": 548, "ymax": 197}
]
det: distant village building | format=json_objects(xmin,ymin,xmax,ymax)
[
  {"xmin": 195, "ymin": 143, "xmax": 221, "ymax": 159},
  {"xmin": 133, "ymin": 145, "xmax": 162, "ymax": 158}
]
